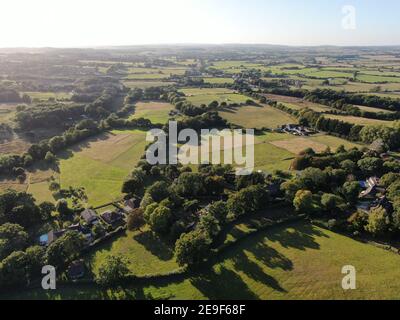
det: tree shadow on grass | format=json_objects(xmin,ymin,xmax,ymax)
[
  {"xmin": 232, "ymin": 252, "xmax": 287, "ymax": 293},
  {"xmin": 133, "ymin": 231, "xmax": 175, "ymax": 261},
  {"xmin": 267, "ymin": 222, "xmax": 328, "ymax": 251},
  {"xmin": 247, "ymin": 243, "xmax": 293, "ymax": 271},
  {"xmin": 190, "ymin": 266, "xmax": 259, "ymax": 300}
]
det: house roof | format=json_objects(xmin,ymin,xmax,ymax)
[
  {"xmin": 81, "ymin": 209, "xmax": 98, "ymax": 224},
  {"xmin": 101, "ymin": 210, "xmax": 123, "ymax": 224},
  {"xmin": 124, "ymin": 198, "xmax": 136, "ymax": 209}
]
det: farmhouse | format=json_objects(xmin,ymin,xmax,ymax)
[
  {"xmin": 123, "ymin": 198, "xmax": 139, "ymax": 213},
  {"xmin": 359, "ymin": 177, "xmax": 381, "ymax": 199},
  {"xmin": 278, "ymin": 124, "xmax": 315, "ymax": 136}
]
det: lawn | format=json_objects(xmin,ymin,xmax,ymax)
[
  {"xmin": 11, "ymin": 220, "xmax": 400, "ymax": 300},
  {"xmin": 129, "ymin": 101, "xmax": 175, "ymax": 124},
  {"xmin": 87, "ymin": 226, "xmax": 180, "ymax": 277},
  {"xmin": 219, "ymin": 104, "xmax": 295, "ymax": 129}
]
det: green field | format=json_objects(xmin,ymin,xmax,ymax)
[
  {"xmin": 27, "ymin": 130, "xmax": 147, "ymax": 206},
  {"xmin": 181, "ymin": 88, "xmax": 235, "ymax": 95},
  {"xmin": 122, "ymin": 80, "xmax": 175, "ymax": 89},
  {"xmin": 129, "ymin": 101, "xmax": 174, "ymax": 124},
  {"xmin": 325, "ymin": 114, "xmax": 394, "ymax": 127},
  {"xmin": 10, "ymin": 220, "xmax": 400, "ymax": 300},
  {"xmin": 203, "ymin": 77, "xmax": 235, "ymax": 84},
  {"xmin": 0, "ymin": 104, "xmax": 17, "ymax": 124},
  {"xmin": 24, "ymin": 91, "xmax": 72, "ymax": 101},
  {"xmin": 88, "ymin": 226, "xmax": 179, "ymax": 277},
  {"xmin": 186, "ymin": 93, "xmax": 250, "ymax": 106},
  {"xmin": 219, "ymin": 104, "xmax": 295, "ymax": 129}
]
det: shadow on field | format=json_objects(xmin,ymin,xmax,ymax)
[
  {"xmin": 247, "ymin": 243, "xmax": 293, "ymax": 271},
  {"xmin": 267, "ymin": 222, "xmax": 328, "ymax": 251},
  {"xmin": 133, "ymin": 231, "xmax": 175, "ymax": 261},
  {"xmin": 190, "ymin": 266, "xmax": 259, "ymax": 300}
]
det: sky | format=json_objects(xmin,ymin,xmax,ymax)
[{"xmin": 1, "ymin": 0, "xmax": 399, "ymax": 48}]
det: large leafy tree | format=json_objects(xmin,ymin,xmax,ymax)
[
  {"xmin": 46, "ymin": 231, "xmax": 86, "ymax": 267},
  {"xmin": 293, "ymin": 190, "xmax": 313, "ymax": 214},
  {"xmin": 365, "ymin": 206, "xmax": 390, "ymax": 237},
  {"xmin": 175, "ymin": 230, "xmax": 211, "ymax": 267},
  {"xmin": 0, "ymin": 223, "xmax": 29, "ymax": 260},
  {"xmin": 96, "ymin": 255, "xmax": 130, "ymax": 286}
]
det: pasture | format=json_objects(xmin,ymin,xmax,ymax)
[
  {"xmin": 186, "ymin": 93, "xmax": 250, "ymax": 106},
  {"xmin": 25, "ymin": 129, "xmax": 148, "ymax": 206},
  {"xmin": 10, "ymin": 220, "xmax": 400, "ymax": 300},
  {"xmin": 219, "ymin": 104, "xmax": 295, "ymax": 129},
  {"xmin": 122, "ymin": 80, "xmax": 175, "ymax": 89},
  {"xmin": 203, "ymin": 77, "xmax": 235, "ymax": 84},
  {"xmin": 129, "ymin": 101, "xmax": 175, "ymax": 124},
  {"xmin": 324, "ymin": 114, "xmax": 395, "ymax": 127},
  {"xmin": 23, "ymin": 91, "xmax": 72, "ymax": 101}
]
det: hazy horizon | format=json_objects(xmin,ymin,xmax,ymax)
[{"xmin": 1, "ymin": 0, "xmax": 400, "ymax": 48}]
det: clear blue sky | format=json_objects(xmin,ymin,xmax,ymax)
[{"xmin": 0, "ymin": 0, "xmax": 399, "ymax": 47}]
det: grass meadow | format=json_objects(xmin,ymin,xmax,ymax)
[
  {"xmin": 9, "ymin": 220, "xmax": 400, "ymax": 300},
  {"xmin": 129, "ymin": 101, "xmax": 175, "ymax": 124},
  {"xmin": 219, "ymin": 104, "xmax": 295, "ymax": 129}
]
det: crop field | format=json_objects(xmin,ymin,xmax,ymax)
[
  {"xmin": 129, "ymin": 101, "xmax": 174, "ymax": 124},
  {"xmin": 122, "ymin": 80, "xmax": 175, "ymax": 89},
  {"xmin": 219, "ymin": 104, "xmax": 295, "ymax": 129},
  {"xmin": 11, "ymin": 220, "xmax": 400, "ymax": 300}
]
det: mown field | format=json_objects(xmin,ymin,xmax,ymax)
[
  {"xmin": 26, "ymin": 129, "xmax": 148, "ymax": 206},
  {"xmin": 219, "ymin": 104, "xmax": 295, "ymax": 129},
  {"xmin": 129, "ymin": 101, "xmax": 174, "ymax": 124},
  {"xmin": 10, "ymin": 220, "xmax": 400, "ymax": 300},
  {"xmin": 324, "ymin": 114, "xmax": 395, "ymax": 127},
  {"xmin": 180, "ymin": 87, "xmax": 250, "ymax": 106}
]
